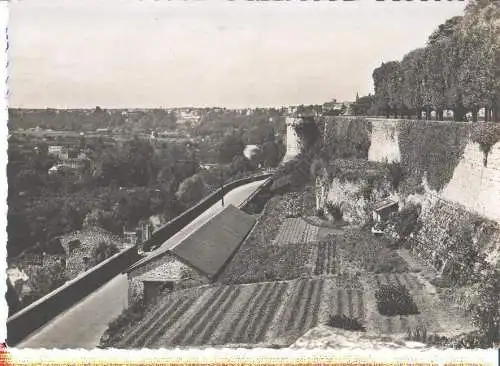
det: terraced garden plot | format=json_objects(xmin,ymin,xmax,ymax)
[
  {"xmin": 274, "ymin": 279, "xmax": 327, "ymax": 341},
  {"xmin": 273, "ymin": 218, "xmax": 319, "ymax": 246},
  {"xmin": 329, "ymin": 229, "xmax": 409, "ymax": 273},
  {"xmin": 161, "ymin": 285, "xmax": 242, "ymax": 347},
  {"xmin": 219, "ymin": 241, "xmax": 315, "ymax": 285},
  {"xmin": 321, "ymin": 279, "xmax": 365, "ymax": 321},
  {"xmin": 282, "ymin": 189, "xmax": 315, "ymax": 218},
  {"xmin": 116, "ymin": 286, "xmax": 210, "ymax": 348},
  {"xmin": 365, "ymin": 273, "xmax": 437, "ymax": 335},
  {"xmin": 218, "ymin": 281, "xmax": 289, "ymax": 345},
  {"xmin": 373, "ymin": 272, "xmax": 422, "ymax": 291},
  {"xmin": 143, "ymin": 281, "xmax": 291, "ymax": 347},
  {"xmin": 367, "ymin": 272, "xmax": 475, "ymax": 337},
  {"xmin": 314, "ymin": 240, "xmax": 336, "ymax": 275}
]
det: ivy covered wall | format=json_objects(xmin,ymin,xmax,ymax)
[{"xmin": 322, "ymin": 117, "xmax": 500, "ymax": 222}]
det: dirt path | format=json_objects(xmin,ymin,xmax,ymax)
[{"xmin": 397, "ymin": 249, "xmax": 475, "ymax": 337}]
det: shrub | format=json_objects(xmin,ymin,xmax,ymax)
[
  {"xmin": 375, "ymin": 284, "xmax": 419, "ymax": 316},
  {"xmin": 328, "ymin": 314, "xmax": 365, "ymax": 331},
  {"xmin": 100, "ymin": 299, "xmax": 145, "ymax": 347},
  {"xmin": 406, "ymin": 328, "xmax": 493, "ymax": 349},
  {"xmin": 429, "ymin": 276, "xmax": 454, "ymax": 288},
  {"xmin": 359, "ymin": 179, "xmax": 374, "ymax": 201},
  {"xmin": 293, "ymin": 117, "xmax": 321, "ymax": 150},
  {"xmin": 471, "ymin": 269, "xmax": 499, "ymax": 345},
  {"xmin": 471, "ymin": 124, "xmax": 500, "ymax": 167},
  {"xmin": 441, "ymin": 223, "xmax": 484, "ymax": 286},
  {"xmin": 91, "ymin": 240, "xmax": 119, "ymax": 266},
  {"xmin": 325, "ymin": 202, "xmax": 343, "ymax": 221},
  {"xmin": 406, "ymin": 326, "xmax": 429, "ymax": 343},
  {"xmin": 386, "ymin": 162, "xmax": 405, "ymax": 190},
  {"xmin": 315, "ymin": 208, "xmax": 325, "ymax": 218},
  {"xmin": 310, "ymin": 158, "xmax": 326, "ymax": 179},
  {"xmin": 392, "ymin": 203, "xmax": 421, "ymax": 240},
  {"xmin": 373, "ymin": 255, "xmax": 408, "ymax": 273},
  {"xmin": 447, "ymin": 331, "xmax": 493, "ymax": 349}
]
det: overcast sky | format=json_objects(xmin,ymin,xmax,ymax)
[{"xmin": 8, "ymin": 0, "xmax": 466, "ymax": 109}]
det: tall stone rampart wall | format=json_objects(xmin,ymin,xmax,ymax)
[{"xmin": 363, "ymin": 118, "xmax": 500, "ymax": 222}]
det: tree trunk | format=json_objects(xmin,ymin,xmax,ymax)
[
  {"xmin": 472, "ymin": 107, "xmax": 478, "ymax": 123},
  {"xmin": 454, "ymin": 106, "xmax": 465, "ymax": 122},
  {"xmin": 438, "ymin": 110, "xmax": 444, "ymax": 121},
  {"xmin": 492, "ymin": 98, "xmax": 498, "ymax": 122},
  {"xmin": 485, "ymin": 107, "xmax": 489, "ymax": 122}
]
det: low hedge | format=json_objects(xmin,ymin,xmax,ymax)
[{"xmin": 375, "ymin": 284, "xmax": 419, "ymax": 316}]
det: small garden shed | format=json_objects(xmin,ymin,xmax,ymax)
[{"xmin": 372, "ymin": 198, "xmax": 399, "ymax": 223}]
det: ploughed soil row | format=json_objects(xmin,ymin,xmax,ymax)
[{"xmin": 116, "ymin": 278, "xmax": 369, "ymax": 348}]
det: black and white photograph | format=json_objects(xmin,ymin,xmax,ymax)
[{"xmin": 3, "ymin": 0, "xmax": 499, "ymax": 361}]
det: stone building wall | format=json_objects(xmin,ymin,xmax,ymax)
[
  {"xmin": 313, "ymin": 117, "xmax": 500, "ymax": 273},
  {"xmin": 335, "ymin": 118, "xmax": 500, "ymax": 223},
  {"xmin": 127, "ymin": 253, "xmax": 208, "ymax": 305},
  {"xmin": 283, "ymin": 117, "xmax": 302, "ymax": 162}
]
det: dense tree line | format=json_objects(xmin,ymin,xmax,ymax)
[
  {"xmin": 370, "ymin": 1, "xmax": 499, "ymax": 122},
  {"xmin": 9, "ymin": 107, "xmax": 178, "ymax": 132},
  {"xmin": 7, "ymin": 132, "xmax": 275, "ymax": 257},
  {"xmin": 7, "ymin": 137, "xmax": 197, "ymax": 257}
]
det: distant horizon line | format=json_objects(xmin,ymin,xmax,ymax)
[{"xmin": 8, "ymin": 102, "xmax": 354, "ymax": 111}]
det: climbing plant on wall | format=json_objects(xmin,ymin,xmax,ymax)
[
  {"xmin": 321, "ymin": 117, "xmax": 372, "ymax": 160},
  {"xmin": 397, "ymin": 120, "xmax": 469, "ymax": 191}
]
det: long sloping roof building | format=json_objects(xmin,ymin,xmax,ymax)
[
  {"xmin": 169, "ymin": 204, "xmax": 256, "ymax": 279},
  {"xmin": 128, "ymin": 204, "xmax": 256, "ymax": 280}
]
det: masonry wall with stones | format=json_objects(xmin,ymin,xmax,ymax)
[
  {"xmin": 283, "ymin": 117, "xmax": 302, "ymax": 162},
  {"xmin": 408, "ymin": 193, "xmax": 500, "ymax": 272},
  {"xmin": 364, "ymin": 118, "xmax": 500, "ymax": 222},
  {"xmin": 127, "ymin": 253, "xmax": 208, "ymax": 305},
  {"xmin": 311, "ymin": 117, "xmax": 500, "ymax": 274}
]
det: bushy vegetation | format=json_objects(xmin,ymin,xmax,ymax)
[
  {"xmin": 321, "ymin": 118, "xmax": 372, "ymax": 160},
  {"xmin": 375, "ymin": 284, "xmax": 419, "ymax": 316},
  {"xmin": 372, "ymin": 255, "xmax": 409, "ymax": 274},
  {"xmin": 397, "ymin": 120, "xmax": 469, "ymax": 191},
  {"xmin": 370, "ymin": 1, "xmax": 499, "ymax": 121},
  {"xmin": 391, "ymin": 203, "xmax": 422, "ymax": 241},
  {"xmin": 406, "ymin": 326, "xmax": 495, "ymax": 349},
  {"xmin": 328, "ymin": 314, "xmax": 365, "ymax": 332},
  {"xmin": 25, "ymin": 260, "xmax": 67, "ymax": 299},
  {"xmin": 325, "ymin": 202, "xmax": 343, "ymax": 221},
  {"xmin": 386, "ymin": 162, "xmax": 405, "ymax": 190},
  {"xmin": 310, "ymin": 158, "xmax": 326, "ymax": 179},
  {"xmin": 470, "ymin": 123, "xmax": 500, "ymax": 167},
  {"xmin": 100, "ymin": 300, "xmax": 146, "ymax": 348},
  {"xmin": 333, "ymin": 230, "xmax": 408, "ymax": 274},
  {"xmin": 91, "ymin": 241, "xmax": 119, "ymax": 266},
  {"xmin": 293, "ymin": 117, "xmax": 321, "ymax": 151},
  {"xmin": 471, "ymin": 269, "xmax": 499, "ymax": 345}
]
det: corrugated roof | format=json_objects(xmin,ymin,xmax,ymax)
[{"xmin": 169, "ymin": 205, "xmax": 256, "ymax": 278}]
